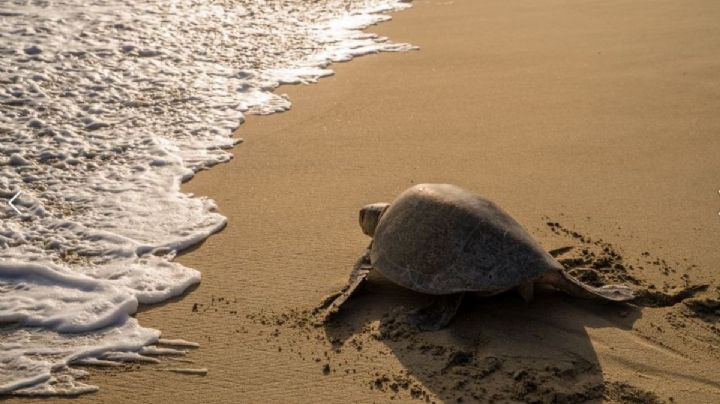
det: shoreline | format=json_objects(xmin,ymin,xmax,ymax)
[{"xmin": 17, "ymin": 0, "xmax": 720, "ymax": 401}]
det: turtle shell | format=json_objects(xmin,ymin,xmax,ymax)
[{"xmin": 370, "ymin": 184, "xmax": 561, "ymax": 295}]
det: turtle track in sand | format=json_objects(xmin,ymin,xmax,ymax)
[{"xmin": 176, "ymin": 221, "xmax": 718, "ymax": 403}]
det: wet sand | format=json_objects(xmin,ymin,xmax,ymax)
[{"xmin": 27, "ymin": 0, "xmax": 720, "ymax": 402}]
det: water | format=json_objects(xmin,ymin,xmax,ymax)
[{"xmin": 0, "ymin": 0, "xmax": 413, "ymax": 395}]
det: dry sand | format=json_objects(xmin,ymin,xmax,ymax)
[{"xmin": 19, "ymin": 0, "xmax": 720, "ymax": 402}]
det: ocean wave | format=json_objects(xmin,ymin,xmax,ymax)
[{"xmin": 0, "ymin": 0, "xmax": 413, "ymax": 395}]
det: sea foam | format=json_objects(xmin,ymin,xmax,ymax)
[{"xmin": 0, "ymin": 0, "xmax": 414, "ymax": 395}]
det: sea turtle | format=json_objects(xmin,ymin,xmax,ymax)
[{"xmin": 321, "ymin": 183, "xmax": 635, "ymax": 330}]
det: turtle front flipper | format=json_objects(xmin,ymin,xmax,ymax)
[
  {"xmin": 542, "ymin": 268, "xmax": 635, "ymax": 302},
  {"xmin": 407, "ymin": 293, "xmax": 464, "ymax": 331},
  {"xmin": 317, "ymin": 247, "xmax": 372, "ymax": 322}
]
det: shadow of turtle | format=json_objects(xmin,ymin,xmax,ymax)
[{"xmin": 323, "ymin": 273, "xmax": 642, "ymax": 403}]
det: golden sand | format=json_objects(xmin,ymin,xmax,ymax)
[{"xmin": 25, "ymin": 0, "xmax": 720, "ymax": 402}]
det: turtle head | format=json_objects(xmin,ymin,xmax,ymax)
[{"xmin": 359, "ymin": 203, "xmax": 390, "ymax": 237}]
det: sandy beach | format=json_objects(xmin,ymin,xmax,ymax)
[{"xmin": 16, "ymin": 0, "xmax": 720, "ymax": 402}]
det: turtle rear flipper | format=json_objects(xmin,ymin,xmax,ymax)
[
  {"xmin": 318, "ymin": 248, "xmax": 372, "ymax": 322},
  {"xmin": 548, "ymin": 246, "xmax": 574, "ymax": 258},
  {"xmin": 406, "ymin": 293, "xmax": 464, "ymax": 331},
  {"xmin": 543, "ymin": 268, "xmax": 635, "ymax": 302}
]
